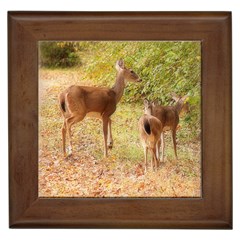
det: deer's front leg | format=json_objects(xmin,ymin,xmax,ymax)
[
  {"xmin": 107, "ymin": 118, "xmax": 113, "ymax": 149},
  {"xmin": 150, "ymin": 149, "xmax": 155, "ymax": 171},
  {"xmin": 172, "ymin": 128, "xmax": 178, "ymax": 161},
  {"xmin": 161, "ymin": 132, "xmax": 165, "ymax": 162},
  {"xmin": 102, "ymin": 117, "xmax": 109, "ymax": 158},
  {"xmin": 61, "ymin": 121, "xmax": 67, "ymax": 157},
  {"xmin": 152, "ymin": 147, "xmax": 158, "ymax": 171},
  {"xmin": 156, "ymin": 138, "xmax": 161, "ymax": 167}
]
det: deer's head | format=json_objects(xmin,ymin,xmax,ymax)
[
  {"xmin": 172, "ymin": 93, "xmax": 190, "ymax": 115},
  {"xmin": 143, "ymin": 99, "xmax": 153, "ymax": 115},
  {"xmin": 115, "ymin": 59, "xmax": 142, "ymax": 83}
]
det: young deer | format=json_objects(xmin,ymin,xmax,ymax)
[
  {"xmin": 59, "ymin": 59, "xmax": 142, "ymax": 158},
  {"xmin": 138, "ymin": 100, "xmax": 163, "ymax": 172},
  {"xmin": 144, "ymin": 94, "xmax": 189, "ymax": 162}
]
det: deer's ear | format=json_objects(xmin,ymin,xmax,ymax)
[
  {"xmin": 171, "ymin": 93, "xmax": 179, "ymax": 102},
  {"xmin": 152, "ymin": 100, "xmax": 158, "ymax": 106},
  {"xmin": 181, "ymin": 95, "xmax": 189, "ymax": 103},
  {"xmin": 115, "ymin": 59, "xmax": 124, "ymax": 71},
  {"xmin": 144, "ymin": 99, "xmax": 149, "ymax": 106}
]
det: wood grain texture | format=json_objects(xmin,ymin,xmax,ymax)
[{"xmin": 8, "ymin": 11, "xmax": 232, "ymax": 229}]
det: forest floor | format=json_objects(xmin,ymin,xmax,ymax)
[{"xmin": 38, "ymin": 68, "xmax": 201, "ymax": 198}]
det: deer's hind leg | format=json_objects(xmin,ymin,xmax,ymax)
[
  {"xmin": 65, "ymin": 113, "xmax": 85, "ymax": 156},
  {"xmin": 152, "ymin": 146, "xmax": 158, "ymax": 171},
  {"xmin": 150, "ymin": 148, "xmax": 157, "ymax": 171}
]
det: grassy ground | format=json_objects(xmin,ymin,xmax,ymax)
[{"xmin": 39, "ymin": 68, "xmax": 201, "ymax": 197}]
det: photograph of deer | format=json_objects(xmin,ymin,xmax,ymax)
[
  {"xmin": 58, "ymin": 59, "xmax": 141, "ymax": 158},
  {"xmin": 39, "ymin": 41, "xmax": 201, "ymax": 198},
  {"xmin": 143, "ymin": 94, "xmax": 189, "ymax": 163}
]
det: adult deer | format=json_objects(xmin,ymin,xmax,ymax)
[
  {"xmin": 138, "ymin": 101, "xmax": 163, "ymax": 172},
  {"xmin": 144, "ymin": 94, "xmax": 189, "ymax": 162},
  {"xmin": 58, "ymin": 59, "xmax": 142, "ymax": 158}
]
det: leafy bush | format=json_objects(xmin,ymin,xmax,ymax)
[{"xmin": 39, "ymin": 42, "xmax": 81, "ymax": 68}]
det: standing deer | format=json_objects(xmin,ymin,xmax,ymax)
[
  {"xmin": 59, "ymin": 59, "xmax": 142, "ymax": 158},
  {"xmin": 138, "ymin": 100, "xmax": 163, "ymax": 172},
  {"xmin": 144, "ymin": 94, "xmax": 189, "ymax": 162}
]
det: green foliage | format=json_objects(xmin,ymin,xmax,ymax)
[
  {"xmin": 72, "ymin": 41, "xmax": 200, "ymax": 103},
  {"xmin": 39, "ymin": 42, "xmax": 81, "ymax": 68}
]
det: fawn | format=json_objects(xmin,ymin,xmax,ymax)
[{"xmin": 139, "ymin": 100, "xmax": 163, "ymax": 172}]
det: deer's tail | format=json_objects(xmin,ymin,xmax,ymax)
[
  {"xmin": 59, "ymin": 93, "xmax": 67, "ymax": 112},
  {"xmin": 143, "ymin": 118, "xmax": 151, "ymax": 135},
  {"xmin": 60, "ymin": 100, "xmax": 66, "ymax": 112}
]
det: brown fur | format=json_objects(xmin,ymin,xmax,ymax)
[{"xmin": 138, "ymin": 114, "xmax": 163, "ymax": 172}]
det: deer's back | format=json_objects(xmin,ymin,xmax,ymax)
[
  {"xmin": 59, "ymin": 85, "xmax": 117, "ymax": 115},
  {"xmin": 138, "ymin": 114, "xmax": 162, "ymax": 148},
  {"xmin": 152, "ymin": 105, "xmax": 179, "ymax": 129}
]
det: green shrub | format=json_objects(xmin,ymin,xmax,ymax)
[{"xmin": 39, "ymin": 42, "xmax": 81, "ymax": 68}]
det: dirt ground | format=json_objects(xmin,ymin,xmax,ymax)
[{"xmin": 38, "ymin": 69, "xmax": 201, "ymax": 198}]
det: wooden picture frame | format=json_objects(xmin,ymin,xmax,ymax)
[{"xmin": 8, "ymin": 11, "xmax": 232, "ymax": 229}]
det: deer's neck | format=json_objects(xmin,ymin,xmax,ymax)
[
  {"xmin": 112, "ymin": 72, "xmax": 126, "ymax": 103},
  {"xmin": 174, "ymin": 101, "xmax": 183, "ymax": 114}
]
